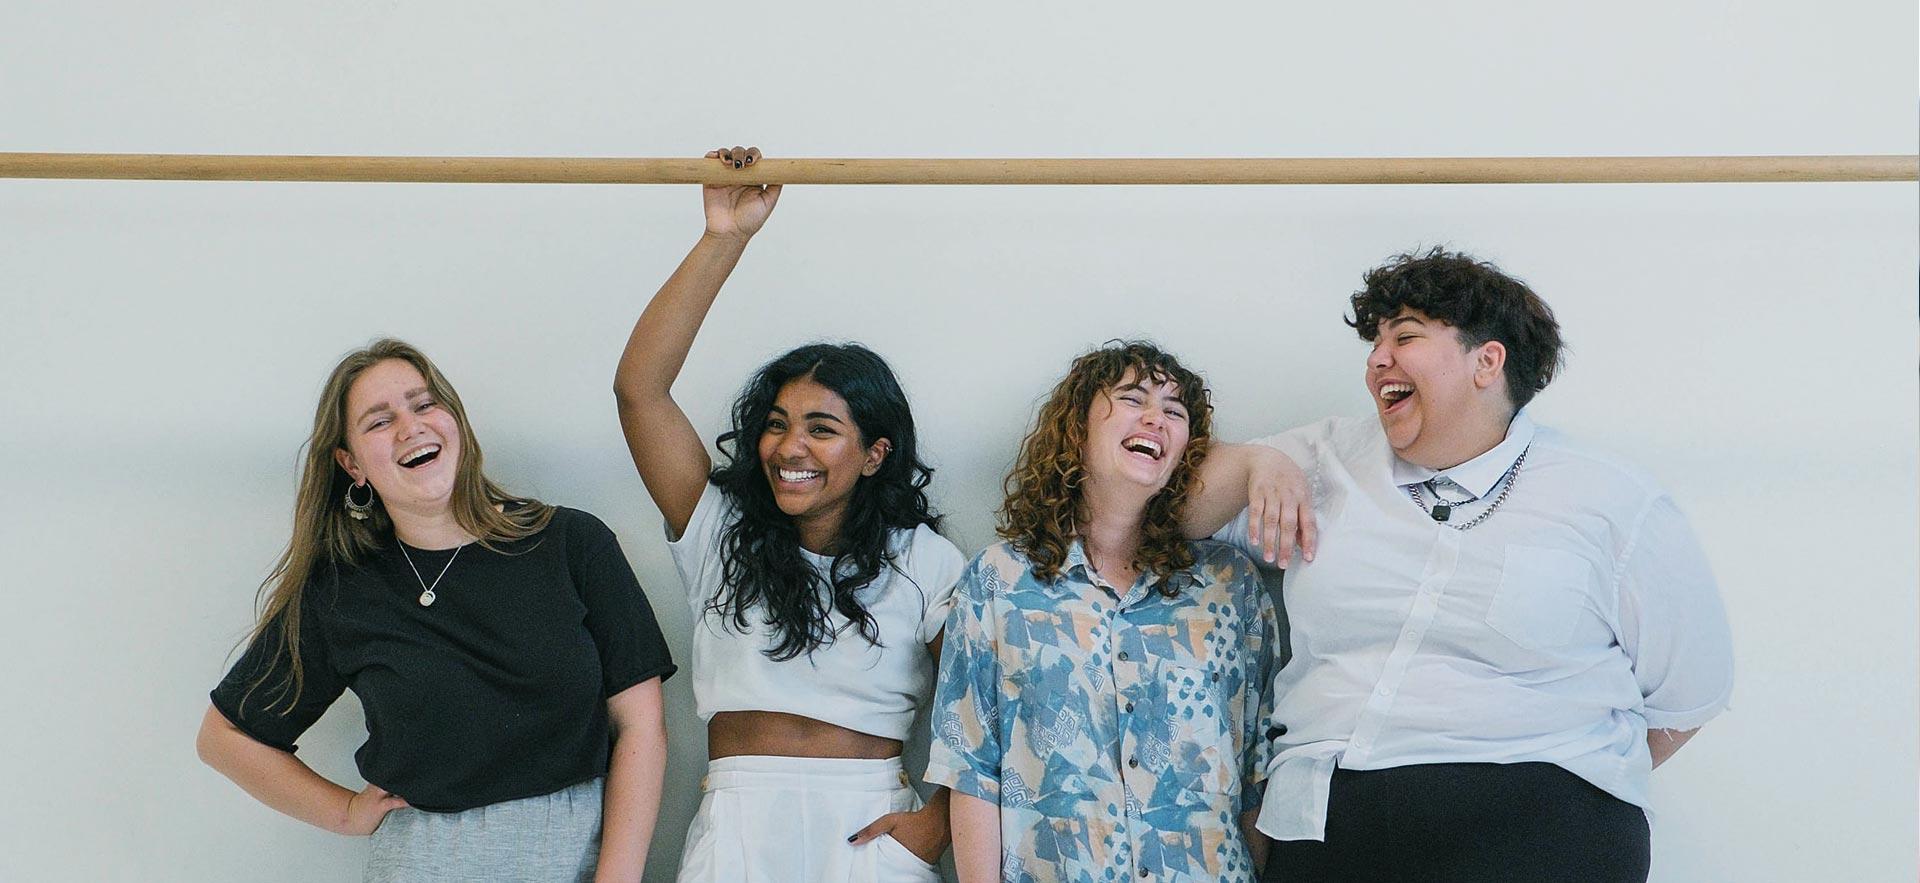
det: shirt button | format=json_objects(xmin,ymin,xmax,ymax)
[
  {"xmin": 1140, "ymin": 870, "xmax": 1150, "ymax": 878},
  {"xmin": 1377, "ymin": 686, "xmax": 1392, "ymax": 697},
  {"xmin": 1128, "ymin": 756, "xmax": 1139, "ymax": 768},
  {"xmin": 1125, "ymin": 702, "xmax": 1135, "ymax": 713},
  {"xmin": 1210, "ymin": 671, "xmax": 1220, "ymax": 683},
  {"xmin": 1117, "ymin": 651, "xmax": 1129, "ymax": 661}
]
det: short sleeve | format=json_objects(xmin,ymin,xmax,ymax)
[
  {"xmin": 208, "ymin": 596, "xmax": 348, "ymax": 754},
  {"xmin": 1615, "ymin": 495, "xmax": 1734, "ymax": 731},
  {"xmin": 909, "ymin": 528, "xmax": 968, "ymax": 644},
  {"xmin": 922, "ymin": 553, "xmax": 1005, "ymax": 803},
  {"xmin": 665, "ymin": 482, "xmax": 737, "ymax": 612},
  {"xmin": 1212, "ymin": 424, "xmax": 1322, "ymax": 561},
  {"xmin": 569, "ymin": 510, "xmax": 679, "ymax": 696}
]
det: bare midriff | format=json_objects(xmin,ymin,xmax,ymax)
[{"xmin": 707, "ymin": 710, "xmax": 903, "ymax": 760}]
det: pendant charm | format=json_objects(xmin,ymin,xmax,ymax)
[
  {"xmin": 418, "ymin": 589, "xmax": 437, "ymax": 607},
  {"xmin": 1430, "ymin": 503, "xmax": 1452, "ymax": 522}
]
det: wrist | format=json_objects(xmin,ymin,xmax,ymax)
[
  {"xmin": 699, "ymin": 230, "xmax": 753, "ymax": 250},
  {"xmin": 328, "ymin": 791, "xmax": 355, "ymax": 835}
]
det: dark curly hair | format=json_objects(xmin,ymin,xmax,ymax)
[
  {"xmin": 998, "ymin": 341, "xmax": 1214, "ymax": 595},
  {"xmin": 1346, "ymin": 248, "xmax": 1564, "ymax": 410},
  {"xmin": 709, "ymin": 343, "xmax": 940, "ymax": 661}
]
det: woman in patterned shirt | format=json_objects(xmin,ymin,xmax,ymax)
[{"xmin": 927, "ymin": 341, "xmax": 1281, "ymax": 883}]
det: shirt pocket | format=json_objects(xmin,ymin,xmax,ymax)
[
  {"xmin": 1485, "ymin": 545, "xmax": 1592, "ymax": 651},
  {"xmin": 1157, "ymin": 659, "xmax": 1239, "ymax": 797}
]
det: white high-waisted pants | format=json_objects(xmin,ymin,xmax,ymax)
[{"xmin": 675, "ymin": 755, "xmax": 942, "ymax": 882}]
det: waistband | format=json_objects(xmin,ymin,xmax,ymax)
[{"xmin": 702, "ymin": 754, "xmax": 910, "ymax": 793}]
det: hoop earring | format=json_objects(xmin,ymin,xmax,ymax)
[{"xmin": 344, "ymin": 482, "xmax": 375, "ymax": 520}]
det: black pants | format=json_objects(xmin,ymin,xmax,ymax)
[{"xmin": 1263, "ymin": 762, "xmax": 1651, "ymax": 883}]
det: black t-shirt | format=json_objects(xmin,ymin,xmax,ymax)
[{"xmin": 210, "ymin": 507, "xmax": 676, "ymax": 812}]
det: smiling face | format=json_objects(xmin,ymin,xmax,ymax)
[
  {"xmin": 333, "ymin": 358, "xmax": 463, "ymax": 517},
  {"xmin": 755, "ymin": 375, "xmax": 891, "ymax": 550},
  {"xmin": 1367, "ymin": 309, "xmax": 1510, "ymax": 468},
  {"xmin": 1082, "ymin": 369, "xmax": 1192, "ymax": 497}
]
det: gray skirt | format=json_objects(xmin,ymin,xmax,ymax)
[{"xmin": 364, "ymin": 778, "xmax": 603, "ymax": 883}]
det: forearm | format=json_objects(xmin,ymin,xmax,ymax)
[
  {"xmin": 196, "ymin": 707, "xmax": 357, "ymax": 833},
  {"xmin": 1648, "ymin": 727, "xmax": 1699, "ymax": 769},
  {"xmin": 1181, "ymin": 443, "xmax": 1256, "ymax": 538},
  {"xmin": 595, "ymin": 711, "xmax": 668, "ymax": 881},
  {"xmin": 949, "ymin": 791, "xmax": 1002, "ymax": 883},
  {"xmin": 614, "ymin": 233, "xmax": 750, "ymax": 406},
  {"xmin": 919, "ymin": 785, "xmax": 952, "ymax": 852}
]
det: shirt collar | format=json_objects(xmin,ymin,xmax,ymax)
[
  {"xmin": 1061, "ymin": 537, "xmax": 1192, "ymax": 606},
  {"xmin": 1389, "ymin": 410, "xmax": 1537, "ymax": 499}
]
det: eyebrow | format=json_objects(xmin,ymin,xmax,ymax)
[
  {"xmin": 356, "ymin": 387, "xmax": 430, "ymax": 424},
  {"xmin": 1113, "ymin": 380, "xmax": 1187, "ymax": 405},
  {"xmin": 1384, "ymin": 315, "xmax": 1427, "ymax": 332},
  {"xmin": 769, "ymin": 405, "xmax": 846, "ymax": 425}
]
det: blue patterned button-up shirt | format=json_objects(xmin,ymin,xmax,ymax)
[{"xmin": 926, "ymin": 539, "xmax": 1279, "ymax": 883}]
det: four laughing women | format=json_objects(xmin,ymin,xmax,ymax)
[{"xmin": 199, "ymin": 151, "xmax": 1732, "ymax": 883}]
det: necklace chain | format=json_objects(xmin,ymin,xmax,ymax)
[
  {"xmin": 399, "ymin": 541, "xmax": 465, "ymax": 607},
  {"xmin": 1406, "ymin": 445, "xmax": 1530, "ymax": 532}
]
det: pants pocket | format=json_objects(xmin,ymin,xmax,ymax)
[{"xmin": 870, "ymin": 833, "xmax": 941, "ymax": 881}]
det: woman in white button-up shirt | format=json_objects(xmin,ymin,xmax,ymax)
[{"xmin": 1188, "ymin": 249, "xmax": 1734, "ymax": 883}]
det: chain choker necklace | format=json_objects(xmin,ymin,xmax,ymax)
[
  {"xmin": 1406, "ymin": 444, "xmax": 1530, "ymax": 532},
  {"xmin": 399, "ymin": 541, "xmax": 466, "ymax": 607}
]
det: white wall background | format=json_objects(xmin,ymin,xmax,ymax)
[{"xmin": 1, "ymin": 2, "xmax": 1914, "ymax": 880}]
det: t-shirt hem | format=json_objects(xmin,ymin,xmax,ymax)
[
  {"xmin": 403, "ymin": 771, "xmax": 607, "ymax": 814},
  {"xmin": 208, "ymin": 690, "xmax": 300, "ymax": 754},
  {"xmin": 605, "ymin": 662, "xmax": 680, "ymax": 698}
]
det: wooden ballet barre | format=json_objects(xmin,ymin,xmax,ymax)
[{"xmin": 0, "ymin": 153, "xmax": 1913, "ymax": 184}]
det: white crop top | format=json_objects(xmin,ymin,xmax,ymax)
[{"xmin": 666, "ymin": 483, "xmax": 966, "ymax": 741}]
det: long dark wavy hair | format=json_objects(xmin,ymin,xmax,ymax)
[
  {"xmin": 998, "ymin": 341, "xmax": 1214, "ymax": 594},
  {"xmin": 709, "ymin": 343, "xmax": 940, "ymax": 661}
]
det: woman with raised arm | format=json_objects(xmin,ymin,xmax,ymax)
[
  {"xmin": 197, "ymin": 339, "xmax": 676, "ymax": 883},
  {"xmin": 615, "ymin": 147, "xmax": 961, "ymax": 882},
  {"xmin": 927, "ymin": 341, "xmax": 1282, "ymax": 883}
]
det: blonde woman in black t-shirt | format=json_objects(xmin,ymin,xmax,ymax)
[{"xmin": 197, "ymin": 339, "xmax": 678, "ymax": 882}]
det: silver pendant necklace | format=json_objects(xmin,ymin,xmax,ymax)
[
  {"xmin": 1406, "ymin": 445, "xmax": 1530, "ymax": 532},
  {"xmin": 399, "ymin": 541, "xmax": 465, "ymax": 607}
]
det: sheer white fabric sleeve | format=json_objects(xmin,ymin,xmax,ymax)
[{"xmin": 1614, "ymin": 494, "xmax": 1735, "ymax": 731}]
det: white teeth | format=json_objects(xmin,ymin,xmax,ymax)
[
  {"xmin": 1380, "ymin": 383, "xmax": 1414, "ymax": 402},
  {"xmin": 399, "ymin": 444, "xmax": 440, "ymax": 466},
  {"xmin": 1122, "ymin": 436, "xmax": 1163, "ymax": 459},
  {"xmin": 777, "ymin": 468, "xmax": 821, "ymax": 482}
]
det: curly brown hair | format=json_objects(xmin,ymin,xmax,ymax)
[
  {"xmin": 997, "ymin": 341, "xmax": 1214, "ymax": 594},
  {"xmin": 1347, "ymin": 248, "xmax": 1563, "ymax": 410}
]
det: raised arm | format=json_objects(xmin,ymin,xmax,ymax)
[
  {"xmin": 1183, "ymin": 442, "xmax": 1317, "ymax": 567},
  {"xmin": 614, "ymin": 146, "xmax": 782, "ymax": 536}
]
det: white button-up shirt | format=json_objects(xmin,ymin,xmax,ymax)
[{"xmin": 1219, "ymin": 412, "xmax": 1734, "ymax": 841}]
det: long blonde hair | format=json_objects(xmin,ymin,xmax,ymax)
[
  {"xmin": 239, "ymin": 339, "xmax": 553, "ymax": 714},
  {"xmin": 997, "ymin": 341, "xmax": 1214, "ymax": 592}
]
